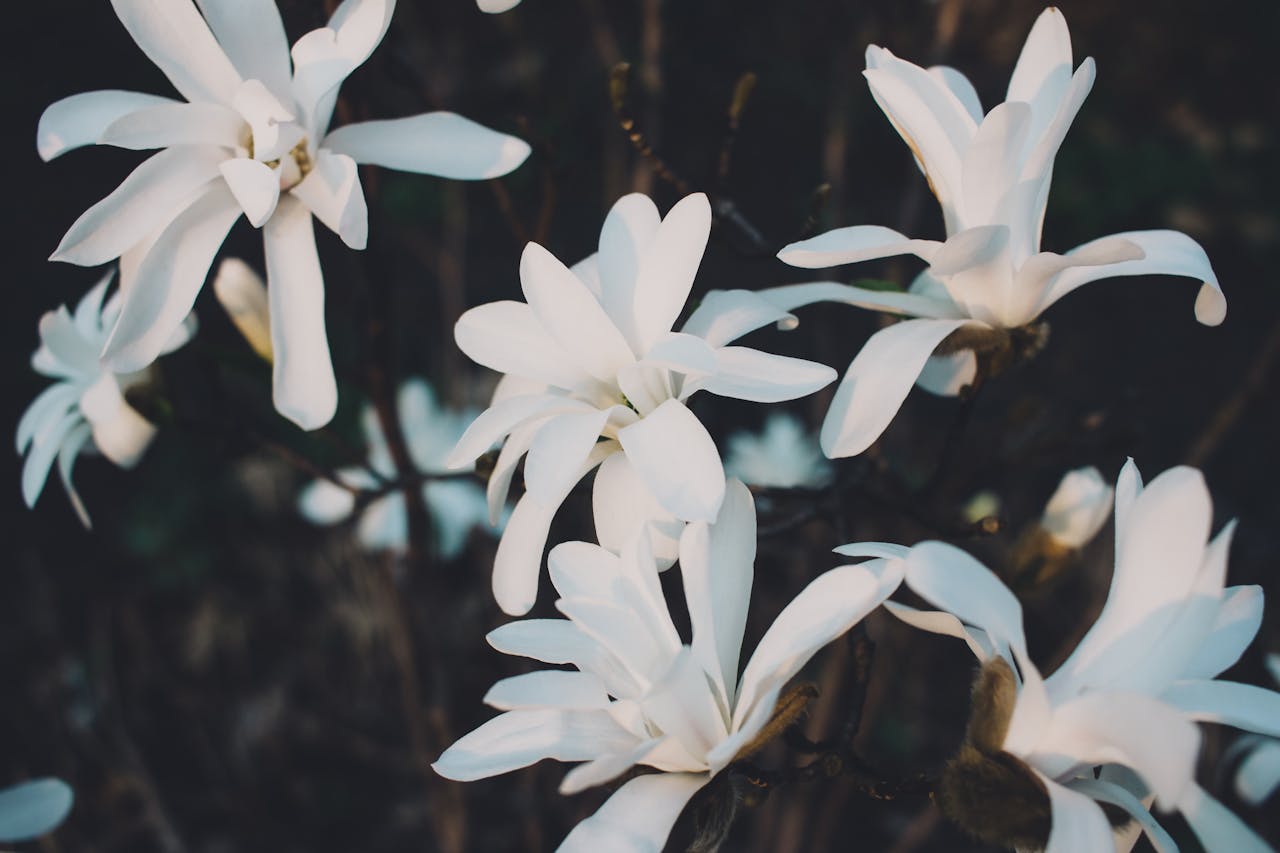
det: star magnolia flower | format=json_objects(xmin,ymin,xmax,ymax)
[
  {"xmin": 724, "ymin": 412, "xmax": 832, "ymax": 490},
  {"xmin": 18, "ymin": 273, "xmax": 195, "ymax": 527},
  {"xmin": 449, "ymin": 191, "xmax": 836, "ymax": 614},
  {"xmin": 434, "ymin": 481, "xmax": 903, "ymax": 851},
  {"xmin": 0, "ymin": 779, "xmax": 73, "ymax": 843},
  {"xmin": 39, "ymin": 0, "xmax": 531, "ymax": 431},
  {"xmin": 881, "ymin": 459, "xmax": 1278, "ymax": 852},
  {"xmin": 1231, "ymin": 655, "xmax": 1280, "ymax": 806},
  {"xmin": 1041, "ymin": 465, "xmax": 1113, "ymax": 549},
  {"xmin": 298, "ymin": 379, "xmax": 496, "ymax": 559},
  {"xmin": 761, "ymin": 8, "xmax": 1225, "ymax": 458}
]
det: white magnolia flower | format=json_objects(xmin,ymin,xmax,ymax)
[
  {"xmin": 762, "ymin": 8, "xmax": 1225, "ymax": 458},
  {"xmin": 449, "ymin": 192, "xmax": 836, "ymax": 614},
  {"xmin": 0, "ymin": 779, "xmax": 73, "ymax": 843},
  {"xmin": 40, "ymin": 0, "xmax": 531, "ymax": 431},
  {"xmin": 1041, "ymin": 465, "xmax": 1114, "ymax": 549},
  {"xmin": 884, "ymin": 460, "xmax": 1278, "ymax": 852},
  {"xmin": 299, "ymin": 379, "xmax": 496, "ymax": 559},
  {"xmin": 1232, "ymin": 655, "xmax": 1280, "ymax": 806},
  {"xmin": 18, "ymin": 273, "xmax": 195, "ymax": 527},
  {"xmin": 434, "ymin": 481, "xmax": 903, "ymax": 851},
  {"xmin": 724, "ymin": 412, "xmax": 832, "ymax": 490}
]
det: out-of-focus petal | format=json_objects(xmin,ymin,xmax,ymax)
[
  {"xmin": 79, "ymin": 373, "xmax": 157, "ymax": 468},
  {"xmin": 213, "ymin": 258, "xmax": 273, "ymax": 359},
  {"xmin": 0, "ymin": 778, "xmax": 74, "ymax": 843},
  {"xmin": 1178, "ymin": 782, "xmax": 1272, "ymax": 853}
]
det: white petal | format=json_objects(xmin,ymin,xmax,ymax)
[
  {"xmin": 36, "ymin": 308, "xmax": 99, "ymax": 378},
  {"xmin": 929, "ymin": 225, "xmax": 1013, "ymax": 325},
  {"xmin": 108, "ymin": 0, "xmax": 242, "ymax": 103},
  {"xmin": 323, "ymin": 112, "xmax": 530, "ymax": 180},
  {"xmin": 1036, "ymin": 230, "xmax": 1225, "ymax": 326},
  {"xmin": 734, "ymin": 562, "xmax": 889, "ymax": 730},
  {"xmin": 290, "ymin": 0, "xmax": 395, "ymax": 131},
  {"xmin": 833, "ymin": 542, "xmax": 910, "ymax": 560},
  {"xmin": 777, "ymin": 225, "xmax": 941, "ymax": 269},
  {"xmin": 356, "ymin": 492, "xmax": 408, "ymax": 552},
  {"xmin": 486, "ymin": 418, "xmax": 542, "ymax": 524},
  {"xmin": 819, "ymin": 317, "xmax": 972, "ymax": 458},
  {"xmin": 631, "ymin": 193, "xmax": 712, "ymax": 351},
  {"xmin": 448, "ymin": 394, "xmax": 590, "ymax": 469},
  {"xmin": 102, "ymin": 184, "xmax": 242, "ymax": 372},
  {"xmin": 882, "ymin": 601, "xmax": 996, "ymax": 661},
  {"xmin": 487, "ymin": 619, "xmax": 599, "ymax": 667},
  {"xmin": 193, "ymin": 0, "xmax": 292, "ymax": 96},
  {"xmin": 520, "ymin": 242, "xmax": 637, "ymax": 380},
  {"xmin": 51, "ymin": 146, "xmax": 226, "ymax": 267},
  {"xmin": 1007, "ymin": 8, "xmax": 1074, "ymax": 104},
  {"xmin": 592, "ymin": 453, "xmax": 683, "ymax": 568},
  {"xmin": 617, "ymin": 400, "xmax": 725, "ymax": 523},
  {"xmin": 928, "ymin": 66, "xmax": 982, "ymax": 123},
  {"xmin": 79, "ymin": 374, "xmax": 157, "ymax": 467},
  {"xmin": 903, "ymin": 541, "xmax": 1028, "ymax": 659},
  {"xmin": 642, "ymin": 332, "xmax": 719, "ymax": 380},
  {"xmin": 1161, "ymin": 680, "xmax": 1280, "ymax": 738},
  {"xmin": 1066, "ymin": 777, "xmax": 1178, "ymax": 853},
  {"xmin": 641, "ymin": 649, "xmax": 729, "ymax": 760},
  {"xmin": 455, "ymin": 301, "xmax": 592, "ymax": 391},
  {"xmin": 1183, "ymin": 585, "xmax": 1264, "ymax": 680},
  {"xmin": 557, "ymin": 597, "xmax": 671, "ymax": 690},
  {"xmin": 290, "ymin": 150, "xmax": 368, "ymax": 250},
  {"xmin": 596, "ymin": 193, "xmax": 662, "ymax": 348},
  {"xmin": 699, "ymin": 347, "xmax": 836, "ymax": 403},
  {"xmin": 524, "ymin": 408, "xmax": 615, "ymax": 503},
  {"xmin": 98, "ymin": 101, "xmax": 245, "ymax": 151},
  {"xmin": 56, "ymin": 423, "xmax": 95, "ymax": 529},
  {"xmin": 680, "ymin": 479, "xmax": 755, "ymax": 708},
  {"xmin": 1036, "ymin": 772, "xmax": 1116, "ymax": 853},
  {"xmin": 265, "ymin": 197, "xmax": 338, "ymax": 430},
  {"xmin": 38, "ymin": 90, "xmax": 178, "ymax": 161},
  {"xmin": 220, "ymin": 158, "xmax": 281, "ymax": 227},
  {"xmin": 761, "ymin": 280, "xmax": 963, "ymax": 320},
  {"xmin": 1178, "ymin": 782, "xmax": 1272, "ymax": 853},
  {"xmin": 213, "ymin": 258, "xmax": 273, "ymax": 359},
  {"xmin": 1236, "ymin": 740, "xmax": 1280, "ymax": 806},
  {"xmin": 22, "ymin": 411, "xmax": 82, "ymax": 509},
  {"xmin": 17, "ymin": 384, "xmax": 79, "ymax": 455},
  {"xmin": 485, "ymin": 671, "xmax": 611, "ymax": 711},
  {"xmin": 478, "ymin": 0, "xmax": 523, "ymax": 10},
  {"xmin": 960, "ymin": 101, "xmax": 1031, "ymax": 227},
  {"xmin": 297, "ymin": 478, "xmax": 357, "ymax": 525},
  {"xmin": 559, "ymin": 738, "xmax": 663, "ymax": 796},
  {"xmin": 432, "ymin": 708, "xmax": 636, "ymax": 782},
  {"xmin": 0, "ymin": 779, "xmax": 74, "ymax": 843},
  {"xmin": 680, "ymin": 289, "xmax": 799, "ymax": 347},
  {"xmin": 557, "ymin": 772, "xmax": 707, "ymax": 853},
  {"xmin": 1041, "ymin": 466, "xmax": 1114, "ymax": 549}
]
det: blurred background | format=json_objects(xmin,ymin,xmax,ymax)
[{"xmin": 2, "ymin": 0, "xmax": 1278, "ymax": 850}]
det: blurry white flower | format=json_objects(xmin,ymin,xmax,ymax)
[
  {"xmin": 450, "ymin": 192, "xmax": 836, "ymax": 614},
  {"xmin": 40, "ymin": 0, "xmax": 531, "ymax": 430},
  {"xmin": 298, "ymin": 379, "xmax": 497, "ymax": 558},
  {"xmin": 434, "ymin": 482, "xmax": 902, "ymax": 851},
  {"xmin": 1041, "ymin": 465, "xmax": 1114, "ymax": 549},
  {"xmin": 18, "ymin": 273, "xmax": 194, "ymax": 527},
  {"xmin": 724, "ymin": 412, "xmax": 831, "ymax": 490},
  {"xmin": 1232, "ymin": 655, "xmax": 1280, "ymax": 806},
  {"xmin": 762, "ymin": 8, "xmax": 1225, "ymax": 458},
  {"xmin": 0, "ymin": 778, "xmax": 73, "ymax": 843},
  {"xmin": 477, "ymin": 0, "xmax": 523, "ymax": 11},
  {"xmin": 886, "ymin": 459, "xmax": 1278, "ymax": 851}
]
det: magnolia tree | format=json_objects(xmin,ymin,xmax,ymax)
[{"xmin": 11, "ymin": 1, "xmax": 1278, "ymax": 852}]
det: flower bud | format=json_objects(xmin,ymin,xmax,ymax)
[
  {"xmin": 213, "ymin": 259, "xmax": 273, "ymax": 361},
  {"xmin": 1040, "ymin": 466, "xmax": 1113, "ymax": 549}
]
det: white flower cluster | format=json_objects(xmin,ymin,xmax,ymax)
[{"xmin": 13, "ymin": 3, "xmax": 1275, "ymax": 852}]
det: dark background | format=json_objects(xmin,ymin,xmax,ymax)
[{"xmin": 2, "ymin": 0, "xmax": 1278, "ymax": 850}]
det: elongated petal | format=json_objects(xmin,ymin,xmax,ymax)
[
  {"xmin": 761, "ymin": 281, "xmax": 963, "ymax": 320},
  {"xmin": 559, "ymin": 737, "xmax": 663, "ymax": 796},
  {"xmin": 98, "ymin": 101, "xmax": 245, "ymax": 151},
  {"xmin": 557, "ymin": 597, "xmax": 670, "ymax": 689},
  {"xmin": 36, "ymin": 308, "xmax": 99, "ymax": 378},
  {"xmin": 485, "ymin": 671, "xmax": 612, "ymax": 711},
  {"xmin": 681, "ymin": 478, "xmax": 755, "ymax": 708},
  {"xmin": 777, "ymin": 225, "xmax": 941, "ymax": 269},
  {"xmin": 0, "ymin": 779, "xmax": 73, "ymax": 843},
  {"xmin": 455, "ymin": 301, "xmax": 591, "ymax": 391},
  {"xmin": 557, "ymin": 772, "xmax": 707, "ymax": 853},
  {"xmin": 1179, "ymin": 782, "xmax": 1272, "ymax": 853},
  {"xmin": 680, "ymin": 289, "xmax": 799, "ymax": 347},
  {"xmin": 22, "ymin": 412, "xmax": 82, "ymax": 509},
  {"xmin": 1037, "ymin": 772, "xmax": 1115, "ymax": 853},
  {"xmin": 290, "ymin": 150, "xmax": 368, "ymax": 250},
  {"xmin": 641, "ymin": 649, "xmax": 730, "ymax": 760},
  {"xmin": 520, "ymin": 242, "xmax": 637, "ymax": 379},
  {"xmin": 17, "ymin": 384, "xmax": 79, "ymax": 455},
  {"xmin": 432, "ymin": 708, "xmax": 635, "ymax": 782},
  {"xmin": 929, "ymin": 224, "xmax": 1012, "ymax": 325},
  {"xmin": 734, "ymin": 562, "xmax": 887, "ymax": 730},
  {"xmin": 193, "ymin": 0, "xmax": 291, "ymax": 96},
  {"xmin": 1007, "ymin": 8, "xmax": 1074, "ymax": 104},
  {"xmin": 79, "ymin": 374, "xmax": 156, "ymax": 467},
  {"xmin": 525, "ymin": 407, "xmax": 620, "ymax": 504},
  {"xmin": 38, "ymin": 90, "xmax": 178, "ymax": 161},
  {"xmin": 220, "ymin": 158, "xmax": 280, "ymax": 227},
  {"xmin": 1036, "ymin": 230, "xmax": 1225, "ymax": 326},
  {"xmin": 264, "ymin": 197, "xmax": 337, "ymax": 430},
  {"xmin": 700, "ymin": 347, "xmax": 835, "ymax": 404},
  {"xmin": 617, "ymin": 400, "xmax": 725, "ymax": 523},
  {"xmin": 961, "ymin": 101, "xmax": 1031, "ymax": 227},
  {"xmin": 631, "ymin": 193, "xmax": 712, "ymax": 351},
  {"xmin": 487, "ymin": 619, "xmax": 598, "ymax": 667},
  {"xmin": 643, "ymin": 332, "xmax": 718, "ymax": 380},
  {"xmin": 929, "ymin": 66, "xmax": 982, "ymax": 123},
  {"xmin": 448, "ymin": 394, "xmax": 590, "ymax": 469},
  {"xmin": 1183, "ymin": 585, "xmax": 1264, "ymax": 680},
  {"xmin": 486, "ymin": 418, "xmax": 541, "ymax": 523},
  {"xmin": 323, "ymin": 112, "xmax": 530, "ymax": 180},
  {"xmin": 1161, "ymin": 680, "xmax": 1280, "ymax": 737},
  {"xmin": 592, "ymin": 452, "xmax": 682, "ymax": 568},
  {"xmin": 597, "ymin": 193, "xmax": 661, "ymax": 348},
  {"xmin": 904, "ymin": 541, "xmax": 1027, "ymax": 659},
  {"xmin": 52, "ymin": 146, "xmax": 226, "ymax": 267},
  {"xmin": 819, "ymin": 317, "xmax": 972, "ymax": 458},
  {"xmin": 1067, "ymin": 778, "xmax": 1177, "ymax": 853},
  {"xmin": 108, "ymin": 0, "xmax": 242, "ymax": 104},
  {"xmin": 882, "ymin": 601, "xmax": 996, "ymax": 661}
]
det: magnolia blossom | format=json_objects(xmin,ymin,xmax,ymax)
[
  {"xmin": 298, "ymin": 379, "xmax": 496, "ymax": 558},
  {"xmin": 1041, "ymin": 465, "xmax": 1114, "ymax": 549},
  {"xmin": 1232, "ymin": 655, "xmax": 1280, "ymax": 806},
  {"xmin": 762, "ymin": 8, "xmax": 1225, "ymax": 458},
  {"xmin": 434, "ymin": 481, "xmax": 903, "ymax": 851},
  {"xmin": 18, "ymin": 273, "xmax": 194, "ymax": 527},
  {"xmin": 883, "ymin": 460, "xmax": 1277, "ymax": 851},
  {"xmin": 724, "ymin": 412, "xmax": 832, "ymax": 490},
  {"xmin": 0, "ymin": 779, "xmax": 73, "ymax": 843},
  {"xmin": 40, "ymin": 0, "xmax": 530, "ymax": 430},
  {"xmin": 449, "ymin": 192, "xmax": 836, "ymax": 614}
]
